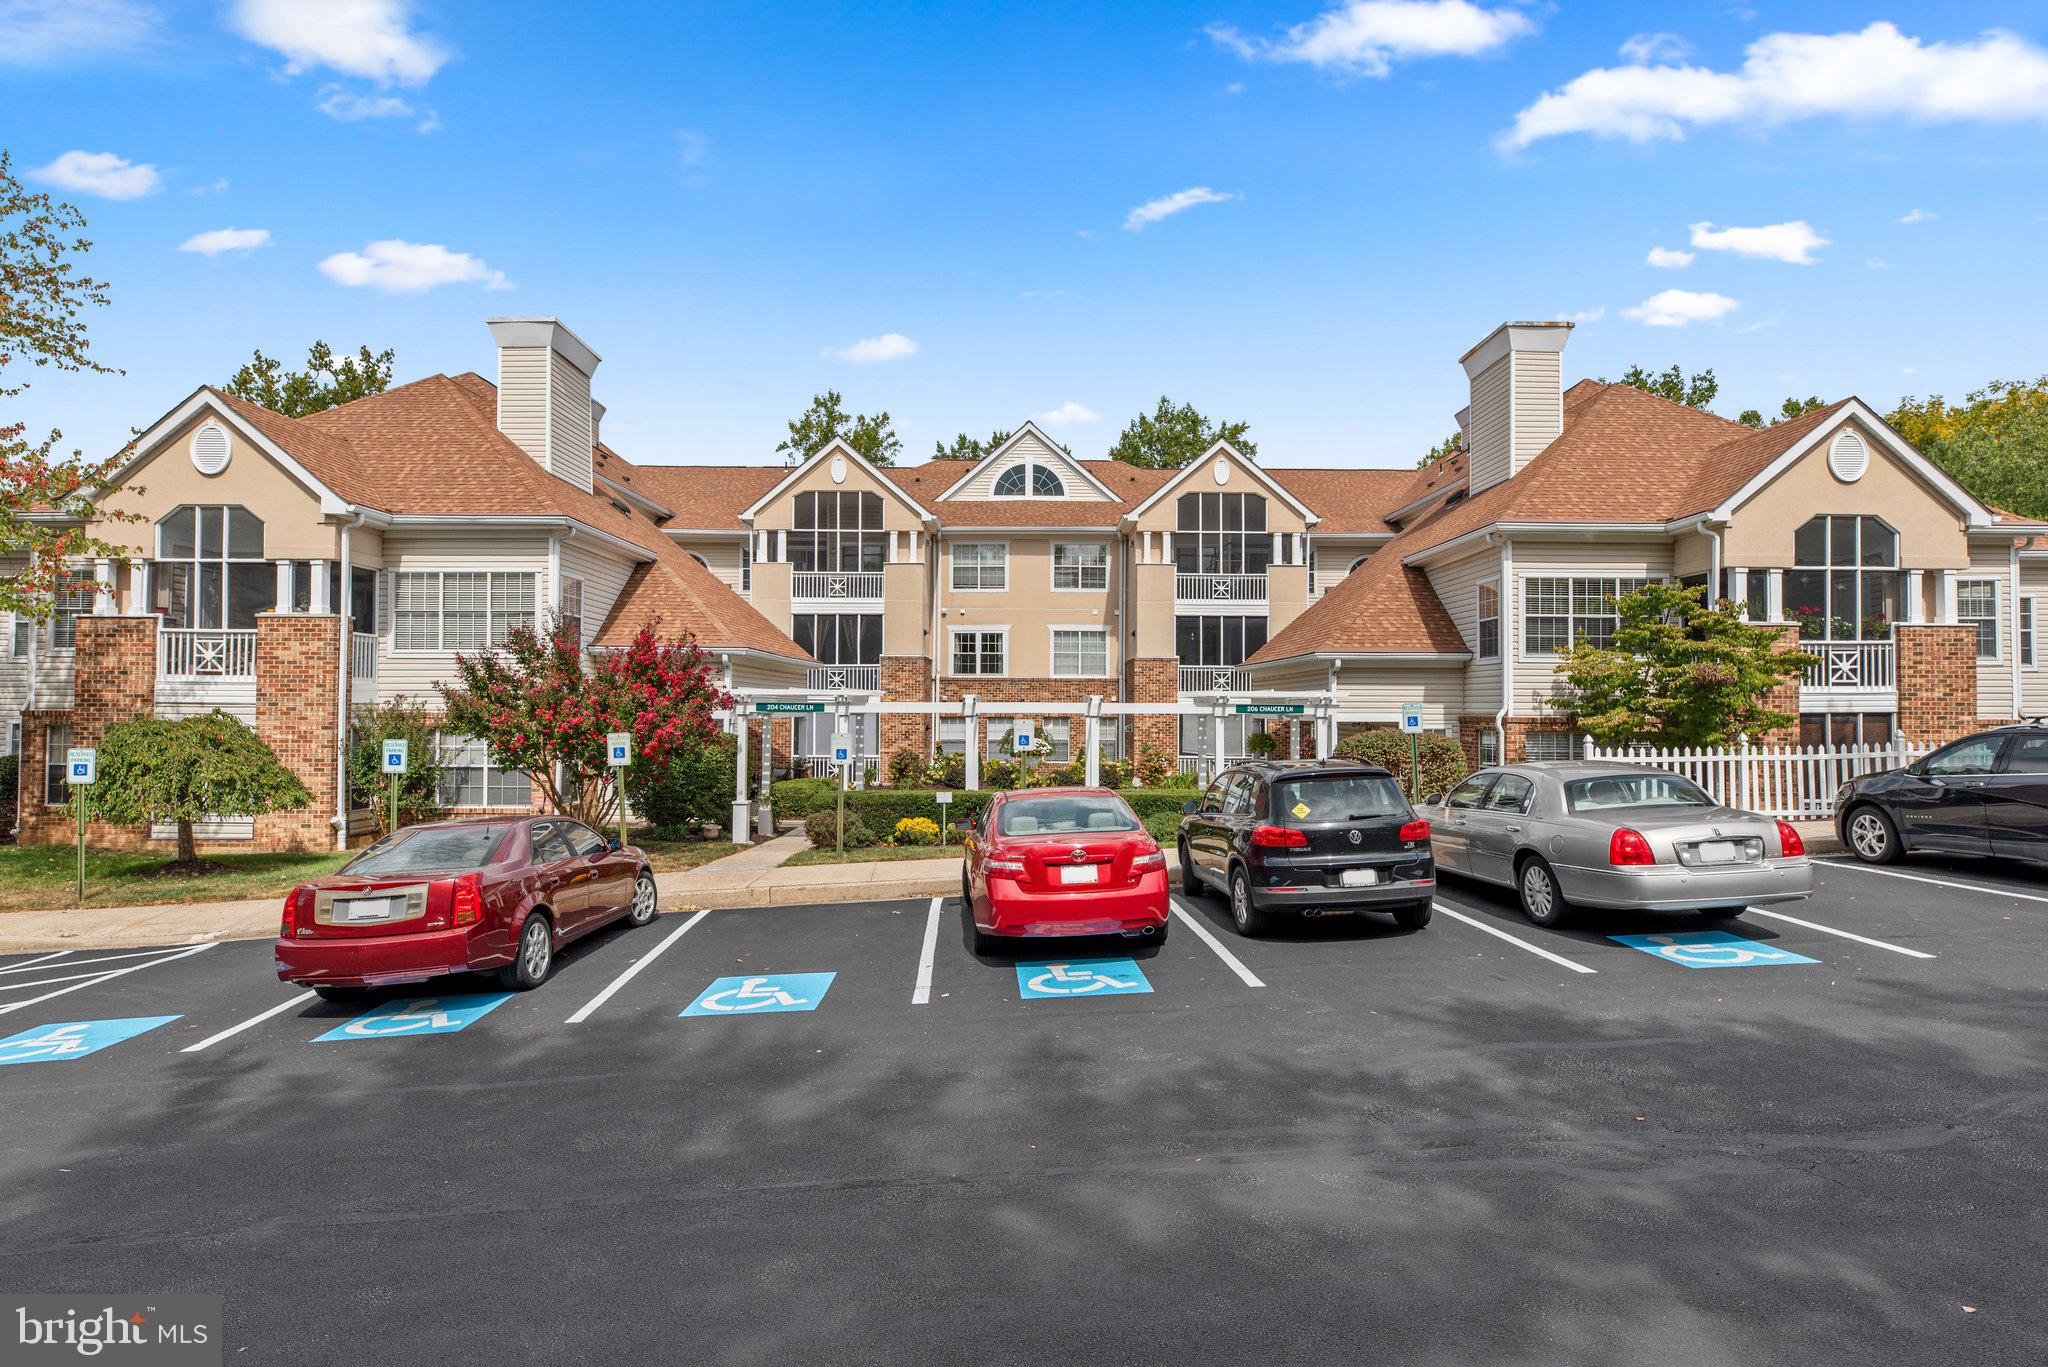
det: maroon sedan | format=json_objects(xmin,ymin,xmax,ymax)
[{"xmin": 276, "ymin": 817, "xmax": 657, "ymax": 1001}]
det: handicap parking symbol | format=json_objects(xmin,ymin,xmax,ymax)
[
  {"xmin": 1015, "ymin": 958, "xmax": 1153, "ymax": 999},
  {"xmin": 1610, "ymin": 931, "xmax": 1819, "ymax": 969},
  {"xmin": 0, "ymin": 1016, "xmax": 180, "ymax": 1066},
  {"xmin": 683, "ymin": 973, "xmax": 836, "ymax": 1017},
  {"xmin": 315, "ymin": 993, "xmax": 514, "ymax": 1042}
]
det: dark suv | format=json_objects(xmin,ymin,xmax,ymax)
[
  {"xmin": 1176, "ymin": 760, "xmax": 1435, "ymax": 936},
  {"xmin": 1836, "ymin": 722, "xmax": 2048, "ymax": 865}
]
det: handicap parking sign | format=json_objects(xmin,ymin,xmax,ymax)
[
  {"xmin": 316, "ymin": 993, "xmax": 513, "ymax": 1041},
  {"xmin": 683, "ymin": 973, "xmax": 836, "ymax": 1016},
  {"xmin": 1610, "ymin": 931, "xmax": 1819, "ymax": 969},
  {"xmin": 1015, "ymin": 959, "xmax": 1153, "ymax": 999},
  {"xmin": 0, "ymin": 1016, "xmax": 180, "ymax": 1066}
]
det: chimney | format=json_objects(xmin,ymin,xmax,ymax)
[
  {"xmin": 589, "ymin": 398, "xmax": 606, "ymax": 452},
  {"xmin": 1458, "ymin": 321, "xmax": 1570, "ymax": 495},
  {"xmin": 486, "ymin": 317, "xmax": 602, "ymax": 493}
]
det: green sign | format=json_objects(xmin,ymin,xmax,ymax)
[
  {"xmin": 1234, "ymin": 703, "xmax": 1306, "ymax": 716},
  {"xmin": 754, "ymin": 701, "xmax": 828, "ymax": 715}
]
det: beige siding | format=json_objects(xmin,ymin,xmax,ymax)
[
  {"xmin": 953, "ymin": 430, "xmax": 1111, "ymax": 501},
  {"xmin": 1464, "ymin": 353, "xmax": 1512, "ymax": 493},
  {"xmin": 1966, "ymin": 543, "xmax": 2015, "ymax": 719},
  {"xmin": 940, "ymin": 535, "xmax": 1118, "ymax": 680},
  {"xmin": 671, "ymin": 537, "xmax": 749, "ymax": 594},
  {"xmin": 496, "ymin": 347, "xmax": 550, "ymax": 473},
  {"xmin": 1331, "ymin": 664, "xmax": 1468, "ymax": 731},
  {"xmin": 98, "ymin": 409, "xmax": 334, "ymax": 560},
  {"xmin": 1129, "ymin": 449, "xmax": 1309, "ymax": 535},
  {"xmin": 374, "ymin": 531, "xmax": 552, "ymax": 704},
  {"xmin": 2020, "ymin": 561, "xmax": 2048, "ymax": 716},
  {"xmin": 1511, "ymin": 350, "xmax": 1563, "ymax": 469},
  {"xmin": 1310, "ymin": 543, "xmax": 1375, "ymax": 602},
  {"xmin": 1510, "ymin": 538, "xmax": 1676, "ymax": 711},
  {"xmin": 1723, "ymin": 415, "xmax": 1969, "ymax": 571},
  {"xmin": 559, "ymin": 539, "xmax": 637, "ymax": 649},
  {"xmin": 1422, "ymin": 544, "xmax": 1500, "ymax": 713},
  {"xmin": 547, "ymin": 349, "xmax": 594, "ymax": 492}
]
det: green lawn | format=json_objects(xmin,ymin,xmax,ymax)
[
  {"xmin": 782, "ymin": 844, "xmax": 962, "ymax": 867},
  {"xmin": 634, "ymin": 836, "xmax": 748, "ymax": 873},
  {"xmin": 0, "ymin": 844, "xmax": 354, "ymax": 913}
]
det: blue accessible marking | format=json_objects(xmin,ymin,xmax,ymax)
[
  {"xmin": 1015, "ymin": 958, "xmax": 1153, "ymax": 999},
  {"xmin": 1610, "ymin": 931, "xmax": 1820, "ymax": 969},
  {"xmin": 682, "ymin": 973, "xmax": 836, "ymax": 1017},
  {"xmin": 0, "ymin": 1016, "xmax": 181, "ymax": 1066},
  {"xmin": 315, "ymin": 993, "xmax": 514, "ymax": 1041}
]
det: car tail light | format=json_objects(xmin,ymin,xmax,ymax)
[
  {"xmin": 1398, "ymin": 818, "xmax": 1431, "ymax": 843},
  {"xmin": 985, "ymin": 849, "xmax": 1026, "ymax": 878},
  {"xmin": 1774, "ymin": 819, "xmax": 1806, "ymax": 858},
  {"xmin": 452, "ymin": 873, "xmax": 484, "ymax": 926},
  {"xmin": 280, "ymin": 886, "xmax": 310, "ymax": 936},
  {"xmin": 1132, "ymin": 847, "xmax": 1165, "ymax": 871},
  {"xmin": 1609, "ymin": 828, "xmax": 1656, "ymax": 866},
  {"xmin": 1251, "ymin": 825, "xmax": 1307, "ymax": 848}
]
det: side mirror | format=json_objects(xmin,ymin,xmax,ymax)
[
  {"xmin": 1420, "ymin": 793, "xmax": 1444, "ymax": 807},
  {"xmin": 1181, "ymin": 800, "xmax": 1200, "ymax": 815},
  {"xmin": 606, "ymin": 836, "xmax": 624, "ymax": 853},
  {"xmin": 953, "ymin": 819, "xmax": 973, "ymax": 834}
]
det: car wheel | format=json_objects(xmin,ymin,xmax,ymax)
[
  {"xmin": 312, "ymin": 984, "xmax": 368, "ymax": 1004},
  {"xmin": 970, "ymin": 920, "xmax": 999, "ymax": 956},
  {"xmin": 499, "ymin": 912, "xmax": 554, "ymax": 991},
  {"xmin": 1846, "ymin": 805, "xmax": 1902, "ymax": 865},
  {"xmin": 1391, "ymin": 900, "xmax": 1432, "ymax": 930},
  {"xmin": 1700, "ymin": 905, "xmax": 1743, "ymax": 919},
  {"xmin": 1177, "ymin": 841, "xmax": 1205, "ymax": 895},
  {"xmin": 1517, "ymin": 858, "xmax": 1569, "ymax": 928},
  {"xmin": 625, "ymin": 872, "xmax": 659, "ymax": 927},
  {"xmin": 1229, "ymin": 867, "xmax": 1269, "ymax": 937}
]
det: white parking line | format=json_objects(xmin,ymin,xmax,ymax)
[
  {"xmin": 0, "ymin": 950, "xmax": 72, "ymax": 975},
  {"xmin": 1820, "ymin": 859, "xmax": 2048, "ymax": 906},
  {"xmin": 1168, "ymin": 898, "xmax": 1266, "ymax": 988},
  {"xmin": 1742, "ymin": 907, "xmax": 1936, "ymax": 960},
  {"xmin": 1432, "ymin": 899, "xmax": 1599, "ymax": 974},
  {"xmin": 564, "ymin": 909, "xmax": 710, "ymax": 1024},
  {"xmin": 0, "ymin": 942, "xmax": 216, "ymax": 1017},
  {"xmin": 911, "ymin": 897, "xmax": 945, "ymax": 1005},
  {"xmin": 0, "ymin": 946, "xmax": 182, "ymax": 977},
  {"xmin": 180, "ymin": 991, "xmax": 318, "ymax": 1053}
]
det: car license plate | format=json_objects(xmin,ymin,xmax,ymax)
[
  {"xmin": 339, "ymin": 896, "xmax": 401, "ymax": 923},
  {"xmin": 1058, "ymin": 864, "xmax": 1100, "ymax": 885},
  {"xmin": 1695, "ymin": 841, "xmax": 1739, "ymax": 864},
  {"xmin": 1340, "ymin": 868, "xmax": 1379, "ymax": 887}
]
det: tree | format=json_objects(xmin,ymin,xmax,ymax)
[
  {"xmin": 1551, "ymin": 582, "xmax": 1812, "ymax": 748},
  {"xmin": 89, "ymin": 712, "xmax": 312, "ymax": 868},
  {"xmin": 0, "ymin": 150, "xmax": 142, "ymax": 620},
  {"xmin": 1616, "ymin": 363, "xmax": 1719, "ymax": 410},
  {"xmin": 224, "ymin": 341, "xmax": 394, "ymax": 417},
  {"xmin": 1737, "ymin": 396, "xmax": 1827, "ymax": 429},
  {"xmin": 1107, "ymin": 396, "xmax": 1256, "ymax": 468},
  {"xmin": 439, "ymin": 620, "xmax": 731, "ymax": 828},
  {"xmin": 1417, "ymin": 431, "xmax": 1465, "ymax": 468},
  {"xmin": 1891, "ymin": 378, "xmax": 2048, "ymax": 519},
  {"xmin": 776, "ymin": 390, "xmax": 901, "ymax": 466},
  {"xmin": 933, "ymin": 429, "xmax": 1013, "ymax": 460},
  {"xmin": 345, "ymin": 698, "xmax": 447, "ymax": 835}
]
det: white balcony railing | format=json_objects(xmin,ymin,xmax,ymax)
[
  {"xmin": 350, "ymin": 631, "xmax": 378, "ymax": 683},
  {"xmin": 1799, "ymin": 639, "xmax": 1894, "ymax": 690},
  {"xmin": 158, "ymin": 627, "xmax": 257, "ymax": 680},
  {"xmin": 792, "ymin": 571, "xmax": 885, "ymax": 602},
  {"xmin": 1178, "ymin": 665, "xmax": 1252, "ymax": 694},
  {"xmin": 1175, "ymin": 573, "xmax": 1268, "ymax": 604},
  {"xmin": 806, "ymin": 664, "xmax": 881, "ymax": 692}
]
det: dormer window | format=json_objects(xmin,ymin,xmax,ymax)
[{"xmin": 994, "ymin": 463, "xmax": 1063, "ymax": 497}]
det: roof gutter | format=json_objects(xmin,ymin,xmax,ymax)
[{"xmin": 380, "ymin": 514, "xmax": 655, "ymax": 565}]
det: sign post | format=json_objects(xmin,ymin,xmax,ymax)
[
  {"xmin": 831, "ymin": 728, "xmax": 852, "ymax": 858},
  {"xmin": 1398, "ymin": 703, "xmax": 1424, "ymax": 799},
  {"xmin": 935, "ymin": 789, "xmax": 953, "ymax": 848},
  {"xmin": 380, "ymin": 738, "xmax": 409, "ymax": 835},
  {"xmin": 606, "ymin": 731, "xmax": 633, "ymax": 848},
  {"xmin": 67, "ymin": 747, "xmax": 96, "ymax": 905}
]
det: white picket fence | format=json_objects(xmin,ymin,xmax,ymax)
[{"xmin": 1582, "ymin": 737, "xmax": 1933, "ymax": 820}]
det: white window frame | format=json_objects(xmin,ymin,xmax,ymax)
[
  {"xmin": 951, "ymin": 542, "xmax": 1008, "ymax": 592},
  {"xmin": 10, "ymin": 613, "xmax": 31, "ymax": 659},
  {"xmin": 1521, "ymin": 575, "xmax": 1655, "ymax": 658},
  {"xmin": 1476, "ymin": 729, "xmax": 1498, "ymax": 765},
  {"xmin": 390, "ymin": 570, "xmax": 538, "ymax": 654},
  {"xmin": 992, "ymin": 461, "xmax": 1064, "ymax": 499},
  {"xmin": 2022, "ymin": 594, "xmax": 2038, "ymax": 669},
  {"xmin": 49, "ymin": 570, "xmax": 96, "ymax": 651},
  {"xmin": 1051, "ymin": 541, "xmax": 1109, "ymax": 591},
  {"xmin": 947, "ymin": 626, "xmax": 1009, "ymax": 677},
  {"xmin": 434, "ymin": 732, "xmax": 532, "ymax": 809},
  {"xmin": 1476, "ymin": 577, "xmax": 1500, "ymax": 661},
  {"xmin": 1958, "ymin": 578, "xmax": 2000, "ymax": 661},
  {"xmin": 1049, "ymin": 626, "xmax": 1110, "ymax": 678},
  {"xmin": 559, "ymin": 575, "xmax": 584, "ymax": 646},
  {"xmin": 1523, "ymin": 730, "xmax": 1586, "ymax": 763}
]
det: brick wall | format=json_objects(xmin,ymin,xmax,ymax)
[
  {"xmin": 937, "ymin": 676, "xmax": 1115, "ymax": 764},
  {"xmin": 1124, "ymin": 656, "xmax": 1177, "ymax": 766},
  {"xmin": 879, "ymin": 654, "xmax": 932, "ymax": 763},
  {"xmin": 18, "ymin": 615, "xmax": 156, "ymax": 847},
  {"xmin": 1752, "ymin": 624, "xmax": 1804, "ymax": 747},
  {"xmin": 254, "ymin": 613, "xmax": 343, "ymax": 851},
  {"xmin": 1895, "ymin": 624, "xmax": 1979, "ymax": 745}
]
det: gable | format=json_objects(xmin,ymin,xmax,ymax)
[
  {"xmin": 1126, "ymin": 443, "xmax": 1315, "ymax": 533},
  {"xmin": 949, "ymin": 427, "xmax": 1113, "ymax": 502},
  {"xmin": 745, "ymin": 441, "xmax": 929, "ymax": 530},
  {"xmin": 97, "ymin": 404, "xmax": 336, "ymax": 559}
]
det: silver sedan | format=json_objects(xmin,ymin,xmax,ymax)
[{"xmin": 1415, "ymin": 762, "xmax": 1815, "ymax": 927}]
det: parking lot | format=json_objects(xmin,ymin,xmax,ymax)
[{"xmin": 2, "ymin": 855, "xmax": 2043, "ymax": 1364}]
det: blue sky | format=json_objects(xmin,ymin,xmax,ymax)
[{"xmin": 5, "ymin": 1, "xmax": 2047, "ymax": 471}]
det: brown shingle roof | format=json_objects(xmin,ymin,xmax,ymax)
[{"xmin": 624, "ymin": 465, "xmax": 784, "ymax": 527}]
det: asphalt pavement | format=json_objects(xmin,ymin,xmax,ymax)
[{"xmin": 1, "ymin": 854, "xmax": 2044, "ymax": 1364}]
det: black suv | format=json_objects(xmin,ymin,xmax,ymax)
[
  {"xmin": 1176, "ymin": 760, "xmax": 1435, "ymax": 936},
  {"xmin": 1836, "ymin": 722, "xmax": 2048, "ymax": 865}
]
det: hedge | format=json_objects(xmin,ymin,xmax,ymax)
[
  {"xmin": 1332, "ymin": 728, "xmax": 1470, "ymax": 800},
  {"xmin": 769, "ymin": 777, "xmax": 838, "ymax": 817},
  {"xmin": 818, "ymin": 787, "xmax": 1196, "ymax": 834}
]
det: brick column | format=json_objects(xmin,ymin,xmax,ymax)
[
  {"xmin": 879, "ymin": 654, "xmax": 932, "ymax": 774},
  {"xmin": 1750, "ymin": 624, "xmax": 1805, "ymax": 747},
  {"xmin": 254, "ymin": 613, "xmax": 343, "ymax": 850},
  {"xmin": 19, "ymin": 616, "xmax": 159, "ymax": 847},
  {"xmin": 1895, "ymin": 624, "xmax": 1978, "ymax": 745},
  {"xmin": 1126, "ymin": 656, "xmax": 1178, "ymax": 767}
]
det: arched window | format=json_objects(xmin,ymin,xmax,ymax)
[
  {"xmin": 993, "ymin": 463, "xmax": 1064, "ymax": 497},
  {"xmin": 151, "ymin": 505, "xmax": 273, "ymax": 629},
  {"xmin": 1786, "ymin": 515, "xmax": 1899, "ymax": 640},
  {"xmin": 1349, "ymin": 555, "xmax": 1372, "ymax": 575}
]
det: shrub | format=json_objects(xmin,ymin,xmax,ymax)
[
  {"xmin": 924, "ymin": 751, "xmax": 966, "ymax": 789},
  {"xmin": 893, "ymin": 816, "xmax": 940, "ymax": 846},
  {"xmin": 1333, "ymin": 728, "xmax": 1469, "ymax": 800},
  {"xmin": 1142, "ymin": 810, "xmax": 1183, "ymax": 846},
  {"xmin": 92, "ymin": 711, "xmax": 311, "ymax": 865},
  {"xmin": 0, "ymin": 753, "xmax": 17, "ymax": 825},
  {"xmin": 1118, "ymin": 788, "xmax": 1198, "ymax": 822},
  {"xmin": 804, "ymin": 806, "xmax": 878, "ymax": 849},
  {"xmin": 346, "ymin": 699, "xmax": 445, "ymax": 835},
  {"xmin": 629, "ymin": 734, "xmax": 736, "ymax": 833},
  {"xmin": 839, "ymin": 788, "xmax": 995, "ymax": 831},
  {"xmin": 1244, "ymin": 730, "xmax": 1281, "ymax": 758},
  {"xmin": 886, "ymin": 749, "xmax": 924, "ymax": 788},
  {"xmin": 770, "ymin": 776, "xmax": 837, "ymax": 816},
  {"xmin": 1098, "ymin": 758, "xmax": 1133, "ymax": 789},
  {"xmin": 982, "ymin": 758, "xmax": 1021, "ymax": 791},
  {"xmin": 1133, "ymin": 749, "xmax": 1174, "ymax": 787}
]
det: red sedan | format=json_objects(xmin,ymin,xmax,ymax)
[
  {"xmin": 276, "ymin": 816, "xmax": 657, "ymax": 1001},
  {"xmin": 959, "ymin": 788, "xmax": 1170, "ymax": 953}
]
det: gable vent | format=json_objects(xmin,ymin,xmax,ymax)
[
  {"xmin": 1827, "ymin": 429, "xmax": 1869, "ymax": 483},
  {"xmin": 190, "ymin": 422, "xmax": 231, "ymax": 475}
]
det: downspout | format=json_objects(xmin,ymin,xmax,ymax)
[
  {"xmin": 1695, "ymin": 521, "xmax": 1722, "ymax": 603},
  {"xmin": 2013, "ymin": 538, "xmax": 2024, "ymax": 722},
  {"xmin": 927, "ymin": 522, "xmax": 941, "ymax": 758},
  {"xmin": 1118, "ymin": 524, "xmax": 1131, "ymax": 762},
  {"xmin": 334, "ymin": 509, "xmax": 367, "ymax": 850},
  {"xmin": 1493, "ymin": 535, "xmax": 1513, "ymax": 759}
]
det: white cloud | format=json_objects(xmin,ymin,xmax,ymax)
[
  {"xmin": 0, "ymin": 0, "xmax": 157, "ymax": 65},
  {"xmin": 318, "ymin": 239, "xmax": 509, "ymax": 293},
  {"xmin": 675, "ymin": 130, "xmax": 712, "ymax": 168},
  {"xmin": 28, "ymin": 149, "xmax": 160, "ymax": 199},
  {"xmin": 822, "ymin": 333, "xmax": 918, "ymax": 365},
  {"xmin": 1898, "ymin": 207, "xmax": 1937, "ymax": 224},
  {"xmin": 1020, "ymin": 289, "xmax": 1068, "ymax": 299},
  {"xmin": 1622, "ymin": 288, "xmax": 1739, "ymax": 327},
  {"xmin": 177, "ymin": 227, "xmax": 271, "ymax": 256},
  {"xmin": 1646, "ymin": 246, "xmax": 1695, "ymax": 269},
  {"xmin": 1866, "ymin": 257, "xmax": 1887, "ymax": 269},
  {"xmin": 1556, "ymin": 308, "xmax": 1604, "ymax": 323},
  {"xmin": 1034, "ymin": 401, "xmax": 1099, "ymax": 428},
  {"xmin": 1209, "ymin": 1, "xmax": 1534, "ymax": 78},
  {"xmin": 1222, "ymin": 80, "xmax": 1247, "ymax": 95},
  {"xmin": 187, "ymin": 177, "xmax": 229, "ymax": 196},
  {"xmin": 1620, "ymin": 31, "xmax": 1691, "ymax": 64},
  {"xmin": 318, "ymin": 84, "xmax": 411, "ymax": 119},
  {"xmin": 1122, "ymin": 186, "xmax": 1239, "ymax": 232},
  {"xmin": 1501, "ymin": 22, "xmax": 2048, "ymax": 150},
  {"xmin": 1688, "ymin": 219, "xmax": 1828, "ymax": 264},
  {"xmin": 229, "ymin": 0, "xmax": 449, "ymax": 86}
]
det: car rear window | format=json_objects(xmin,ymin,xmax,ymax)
[
  {"xmin": 1564, "ymin": 774, "xmax": 1713, "ymax": 813},
  {"xmin": 344, "ymin": 825, "xmax": 511, "ymax": 875},
  {"xmin": 997, "ymin": 794, "xmax": 1139, "ymax": 837},
  {"xmin": 1273, "ymin": 774, "xmax": 1407, "ymax": 821}
]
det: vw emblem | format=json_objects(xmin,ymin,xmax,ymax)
[
  {"xmin": 1347, "ymin": 829, "xmax": 1362, "ymax": 845},
  {"xmin": 1070, "ymin": 847, "xmax": 1088, "ymax": 862},
  {"xmin": 1710, "ymin": 826, "xmax": 1723, "ymax": 837}
]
